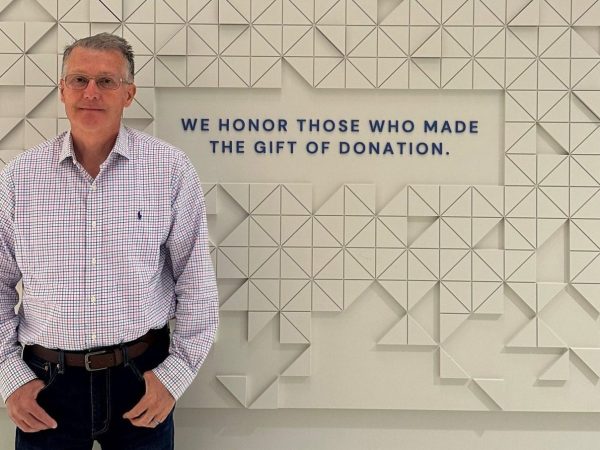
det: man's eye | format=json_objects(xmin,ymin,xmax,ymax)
[
  {"xmin": 98, "ymin": 77, "xmax": 117, "ymax": 88},
  {"xmin": 73, "ymin": 76, "xmax": 88, "ymax": 84}
]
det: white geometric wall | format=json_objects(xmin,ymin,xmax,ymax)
[{"xmin": 3, "ymin": 0, "xmax": 600, "ymax": 411}]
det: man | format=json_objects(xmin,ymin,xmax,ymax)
[{"xmin": 0, "ymin": 33, "xmax": 219, "ymax": 449}]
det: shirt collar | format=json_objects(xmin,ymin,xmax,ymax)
[{"xmin": 59, "ymin": 125, "xmax": 131, "ymax": 164}]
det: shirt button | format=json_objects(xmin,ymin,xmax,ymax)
[
  {"xmin": 91, "ymin": 183, "xmax": 97, "ymax": 191},
  {"xmin": 90, "ymin": 295, "xmax": 96, "ymax": 303},
  {"xmin": 91, "ymin": 334, "xmax": 97, "ymax": 341},
  {"xmin": 91, "ymin": 220, "xmax": 97, "ymax": 229},
  {"xmin": 91, "ymin": 257, "xmax": 97, "ymax": 266}
]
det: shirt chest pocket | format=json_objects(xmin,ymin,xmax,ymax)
[{"xmin": 128, "ymin": 203, "xmax": 170, "ymax": 261}]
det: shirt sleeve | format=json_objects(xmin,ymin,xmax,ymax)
[
  {"xmin": 152, "ymin": 154, "xmax": 219, "ymax": 400},
  {"xmin": 0, "ymin": 163, "xmax": 37, "ymax": 403}
]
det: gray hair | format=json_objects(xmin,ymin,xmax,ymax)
[{"xmin": 62, "ymin": 33, "xmax": 135, "ymax": 82}]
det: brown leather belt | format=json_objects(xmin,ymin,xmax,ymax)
[{"xmin": 26, "ymin": 327, "xmax": 163, "ymax": 372}]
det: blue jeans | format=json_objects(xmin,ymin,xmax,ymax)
[{"xmin": 15, "ymin": 328, "xmax": 175, "ymax": 450}]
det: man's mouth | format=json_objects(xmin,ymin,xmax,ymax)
[{"xmin": 78, "ymin": 106, "xmax": 104, "ymax": 111}]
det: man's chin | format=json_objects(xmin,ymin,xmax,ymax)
[
  {"xmin": 71, "ymin": 118, "xmax": 107, "ymax": 133},
  {"xmin": 73, "ymin": 110, "xmax": 106, "ymax": 126}
]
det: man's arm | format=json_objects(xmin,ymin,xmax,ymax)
[
  {"xmin": 0, "ymin": 162, "xmax": 38, "ymax": 403},
  {"xmin": 123, "ymin": 154, "xmax": 219, "ymax": 428},
  {"xmin": 0, "ymin": 161, "xmax": 58, "ymax": 432},
  {"xmin": 152, "ymin": 155, "xmax": 219, "ymax": 400}
]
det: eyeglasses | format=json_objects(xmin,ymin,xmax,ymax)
[{"xmin": 62, "ymin": 74, "xmax": 132, "ymax": 90}]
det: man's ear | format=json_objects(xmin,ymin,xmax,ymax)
[
  {"xmin": 59, "ymin": 79, "xmax": 65, "ymax": 104},
  {"xmin": 124, "ymin": 83, "xmax": 136, "ymax": 108}
]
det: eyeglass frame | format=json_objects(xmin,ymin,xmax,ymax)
[{"xmin": 61, "ymin": 73, "xmax": 134, "ymax": 91}]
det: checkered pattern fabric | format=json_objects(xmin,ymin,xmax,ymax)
[{"xmin": 0, "ymin": 126, "xmax": 219, "ymax": 402}]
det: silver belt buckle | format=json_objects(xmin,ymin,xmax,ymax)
[{"xmin": 84, "ymin": 350, "xmax": 108, "ymax": 371}]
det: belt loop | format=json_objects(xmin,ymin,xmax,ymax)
[
  {"xmin": 121, "ymin": 343, "xmax": 130, "ymax": 368},
  {"xmin": 57, "ymin": 350, "xmax": 65, "ymax": 374}
]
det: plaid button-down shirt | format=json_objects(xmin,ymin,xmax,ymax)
[{"xmin": 0, "ymin": 125, "xmax": 219, "ymax": 402}]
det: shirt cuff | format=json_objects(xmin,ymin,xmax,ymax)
[
  {"xmin": 152, "ymin": 354, "xmax": 196, "ymax": 401},
  {"xmin": 0, "ymin": 355, "xmax": 37, "ymax": 403}
]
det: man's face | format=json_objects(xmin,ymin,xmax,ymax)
[{"xmin": 60, "ymin": 47, "xmax": 136, "ymax": 135}]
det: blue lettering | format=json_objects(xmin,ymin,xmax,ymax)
[{"xmin": 181, "ymin": 118, "xmax": 198, "ymax": 131}]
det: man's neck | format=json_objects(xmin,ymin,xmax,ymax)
[{"xmin": 71, "ymin": 127, "xmax": 119, "ymax": 178}]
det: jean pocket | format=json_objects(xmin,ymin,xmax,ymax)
[
  {"xmin": 128, "ymin": 360, "xmax": 145, "ymax": 383},
  {"xmin": 24, "ymin": 355, "xmax": 59, "ymax": 392}
]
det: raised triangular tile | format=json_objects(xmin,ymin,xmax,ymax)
[
  {"xmin": 249, "ymin": 378, "xmax": 278, "ymax": 409},
  {"xmin": 249, "ymin": 247, "xmax": 280, "ymax": 278},
  {"xmin": 440, "ymin": 312, "xmax": 469, "ymax": 342},
  {"xmin": 312, "ymin": 280, "xmax": 343, "ymax": 311},
  {"xmin": 440, "ymin": 281, "xmax": 471, "ymax": 313},
  {"xmin": 380, "ymin": 187, "xmax": 408, "ymax": 216},
  {"xmin": 440, "ymin": 250, "xmax": 471, "ymax": 281},
  {"xmin": 408, "ymin": 249, "xmax": 439, "ymax": 280},
  {"xmin": 221, "ymin": 280, "xmax": 249, "ymax": 311},
  {"xmin": 444, "ymin": 0, "xmax": 473, "ymax": 25},
  {"xmin": 90, "ymin": 0, "xmax": 121, "ymax": 22},
  {"xmin": 281, "ymin": 347, "xmax": 311, "ymax": 376},
  {"xmin": 217, "ymin": 375, "xmax": 247, "ymax": 407},
  {"xmin": 281, "ymin": 216, "xmax": 312, "ymax": 247},
  {"xmin": 253, "ymin": 0, "xmax": 282, "ymax": 24},
  {"xmin": 441, "ymin": 185, "xmax": 471, "ymax": 217},
  {"xmin": 506, "ymin": 280, "xmax": 536, "ymax": 312},
  {"xmin": 572, "ymin": 283, "xmax": 600, "ymax": 314},
  {"xmin": 506, "ymin": 318, "xmax": 536, "ymax": 347},
  {"xmin": 377, "ymin": 249, "xmax": 408, "ymax": 280},
  {"xmin": 283, "ymin": 0, "xmax": 313, "ymax": 24},
  {"xmin": 313, "ymin": 216, "xmax": 343, "ymax": 247},
  {"xmin": 376, "ymin": 279, "xmax": 407, "ymax": 309},
  {"xmin": 315, "ymin": 0, "xmax": 344, "ymax": 24},
  {"xmin": 440, "ymin": 347, "xmax": 470, "ymax": 379},
  {"xmin": 408, "ymin": 185, "xmax": 439, "ymax": 216},
  {"xmin": 281, "ymin": 247, "xmax": 311, "ymax": 278},
  {"xmin": 313, "ymin": 247, "xmax": 343, "ymax": 278},
  {"xmin": 538, "ymin": 318, "xmax": 567, "ymax": 348},
  {"xmin": 249, "ymin": 279, "xmax": 279, "ymax": 311},
  {"xmin": 344, "ymin": 279, "xmax": 373, "ymax": 309},
  {"xmin": 347, "ymin": 0, "xmax": 376, "ymax": 24},
  {"xmin": 571, "ymin": 348, "xmax": 600, "ymax": 377},
  {"xmin": 280, "ymin": 312, "xmax": 310, "ymax": 343},
  {"xmin": 538, "ymin": 351, "xmax": 569, "ymax": 382},
  {"xmin": 248, "ymin": 311, "xmax": 277, "ymax": 341},
  {"xmin": 472, "ymin": 281, "xmax": 504, "ymax": 314},
  {"xmin": 220, "ymin": 217, "xmax": 249, "ymax": 246},
  {"xmin": 376, "ymin": 217, "xmax": 407, "ymax": 248},
  {"xmin": 250, "ymin": 183, "xmax": 280, "ymax": 214},
  {"xmin": 473, "ymin": 249, "xmax": 504, "ymax": 280},
  {"xmin": 189, "ymin": 0, "xmax": 219, "ymax": 23},
  {"xmin": 280, "ymin": 280, "xmax": 311, "ymax": 311},
  {"xmin": 377, "ymin": 315, "xmax": 408, "ymax": 345},
  {"xmin": 217, "ymin": 247, "xmax": 248, "ymax": 278},
  {"xmin": 440, "ymin": 217, "xmax": 471, "ymax": 249},
  {"xmin": 345, "ymin": 248, "xmax": 375, "ymax": 279},
  {"xmin": 508, "ymin": 0, "xmax": 539, "ymax": 25},
  {"xmin": 220, "ymin": 0, "xmax": 249, "ymax": 24},
  {"xmin": 408, "ymin": 314, "xmax": 437, "ymax": 345},
  {"xmin": 250, "ymin": 215, "xmax": 280, "ymax": 246},
  {"xmin": 472, "ymin": 378, "xmax": 504, "ymax": 409}
]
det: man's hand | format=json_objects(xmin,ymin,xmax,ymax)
[
  {"xmin": 6, "ymin": 379, "xmax": 57, "ymax": 433},
  {"xmin": 123, "ymin": 370, "xmax": 175, "ymax": 428}
]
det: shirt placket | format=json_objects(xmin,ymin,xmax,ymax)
[{"xmin": 87, "ymin": 176, "xmax": 100, "ymax": 348}]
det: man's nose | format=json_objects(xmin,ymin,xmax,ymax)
[{"xmin": 82, "ymin": 79, "xmax": 100, "ymax": 99}]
